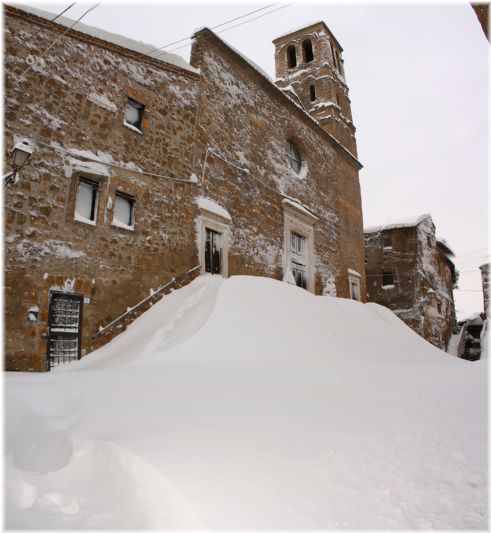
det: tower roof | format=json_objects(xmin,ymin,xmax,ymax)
[{"xmin": 272, "ymin": 20, "xmax": 343, "ymax": 52}]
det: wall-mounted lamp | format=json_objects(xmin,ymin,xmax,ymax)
[{"xmin": 3, "ymin": 138, "xmax": 35, "ymax": 189}]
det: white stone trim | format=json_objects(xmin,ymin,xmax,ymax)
[
  {"xmin": 283, "ymin": 210, "xmax": 316, "ymax": 293},
  {"xmin": 348, "ymin": 274, "xmax": 361, "ymax": 301},
  {"xmin": 196, "ymin": 210, "xmax": 231, "ymax": 277}
]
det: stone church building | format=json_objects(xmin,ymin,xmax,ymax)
[
  {"xmin": 4, "ymin": 5, "xmax": 365, "ymax": 371},
  {"xmin": 364, "ymin": 214, "xmax": 457, "ymax": 350}
]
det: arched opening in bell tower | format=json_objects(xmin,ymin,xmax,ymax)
[
  {"xmin": 302, "ymin": 39, "xmax": 314, "ymax": 63},
  {"xmin": 287, "ymin": 45, "xmax": 297, "ymax": 68}
]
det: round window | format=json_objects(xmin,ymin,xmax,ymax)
[{"xmin": 285, "ymin": 140, "xmax": 302, "ymax": 174}]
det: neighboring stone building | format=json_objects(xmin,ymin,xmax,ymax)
[
  {"xmin": 364, "ymin": 214, "xmax": 457, "ymax": 350},
  {"xmin": 4, "ymin": 6, "xmax": 365, "ymax": 371},
  {"xmin": 479, "ymin": 263, "xmax": 489, "ymax": 316}
]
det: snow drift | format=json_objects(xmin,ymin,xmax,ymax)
[{"xmin": 5, "ymin": 275, "xmax": 488, "ymax": 529}]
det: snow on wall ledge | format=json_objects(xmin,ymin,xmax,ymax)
[
  {"xmin": 197, "ymin": 196, "xmax": 232, "ymax": 221},
  {"xmin": 5, "ymin": 275, "xmax": 487, "ymax": 529}
]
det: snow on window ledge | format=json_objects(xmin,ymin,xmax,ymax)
[
  {"xmin": 123, "ymin": 120, "xmax": 143, "ymax": 134},
  {"xmin": 111, "ymin": 219, "xmax": 135, "ymax": 231},
  {"xmin": 74, "ymin": 211, "xmax": 96, "ymax": 226},
  {"xmin": 382, "ymin": 284, "xmax": 395, "ymax": 290}
]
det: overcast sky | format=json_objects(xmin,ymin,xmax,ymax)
[{"xmin": 23, "ymin": 1, "xmax": 490, "ymax": 319}]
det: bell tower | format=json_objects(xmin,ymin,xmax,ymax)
[{"xmin": 273, "ymin": 21, "xmax": 357, "ymax": 155}]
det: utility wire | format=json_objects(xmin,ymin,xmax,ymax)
[
  {"xmin": 4, "ymin": 128, "xmax": 196, "ymax": 184},
  {"xmin": 167, "ymin": 3, "xmax": 293, "ymax": 54},
  {"xmin": 14, "ymin": 2, "xmax": 100, "ymax": 87},
  {"xmin": 147, "ymin": 3, "xmax": 278, "ymax": 57},
  {"xmin": 13, "ymin": 2, "xmax": 78, "ymax": 51}
]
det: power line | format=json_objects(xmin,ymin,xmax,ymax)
[
  {"xmin": 13, "ymin": 2, "xmax": 78, "ymax": 51},
  {"xmin": 14, "ymin": 2, "xmax": 100, "ymax": 87},
  {"xmin": 455, "ymin": 255, "xmax": 491, "ymax": 265},
  {"xmin": 167, "ymin": 4, "xmax": 293, "ymax": 54},
  {"xmin": 4, "ymin": 128, "xmax": 197, "ymax": 184},
  {"xmin": 147, "ymin": 3, "xmax": 278, "ymax": 57},
  {"xmin": 454, "ymin": 289, "xmax": 483, "ymax": 292},
  {"xmin": 456, "ymin": 247, "xmax": 490, "ymax": 258}
]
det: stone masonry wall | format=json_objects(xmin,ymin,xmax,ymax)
[
  {"xmin": 190, "ymin": 29, "xmax": 365, "ymax": 299},
  {"xmin": 4, "ymin": 8, "xmax": 366, "ymax": 371},
  {"xmin": 480, "ymin": 263, "xmax": 489, "ymax": 316},
  {"xmin": 364, "ymin": 217, "xmax": 456, "ymax": 350},
  {"xmin": 4, "ymin": 7, "xmax": 201, "ymax": 370}
]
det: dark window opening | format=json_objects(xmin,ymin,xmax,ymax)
[
  {"xmin": 75, "ymin": 177, "xmax": 99, "ymax": 223},
  {"xmin": 437, "ymin": 301, "xmax": 442, "ymax": 314},
  {"xmin": 114, "ymin": 191, "xmax": 135, "ymax": 228},
  {"xmin": 47, "ymin": 291, "xmax": 83, "ymax": 370},
  {"xmin": 124, "ymin": 97, "xmax": 144, "ymax": 130},
  {"xmin": 336, "ymin": 93, "xmax": 341, "ymax": 107},
  {"xmin": 302, "ymin": 39, "xmax": 314, "ymax": 63},
  {"xmin": 292, "ymin": 261, "xmax": 307, "ymax": 289},
  {"xmin": 309, "ymin": 84, "xmax": 316, "ymax": 102},
  {"xmin": 331, "ymin": 43, "xmax": 338, "ymax": 69},
  {"xmin": 205, "ymin": 228, "xmax": 222, "ymax": 274},
  {"xmin": 427, "ymin": 235, "xmax": 432, "ymax": 247},
  {"xmin": 291, "ymin": 232, "xmax": 307, "ymax": 289},
  {"xmin": 350, "ymin": 280, "xmax": 360, "ymax": 301},
  {"xmin": 287, "ymin": 45, "xmax": 297, "ymax": 68},
  {"xmin": 285, "ymin": 139, "xmax": 302, "ymax": 174},
  {"xmin": 383, "ymin": 232, "xmax": 392, "ymax": 248},
  {"xmin": 382, "ymin": 271, "xmax": 395, "ymax": 286}
]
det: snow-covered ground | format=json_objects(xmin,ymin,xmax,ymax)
[{"xmin": 4, "ymin": 275, "xmax": 488, "ymax": 529}]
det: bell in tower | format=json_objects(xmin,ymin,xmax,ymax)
[{"xmin": 273, "ymin": 21, "xmax": 357, "ymax": 155}]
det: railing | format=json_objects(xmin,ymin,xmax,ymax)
[{"xmin": 93, "ymin": 265, "xmax": 200, "ymax": 338}]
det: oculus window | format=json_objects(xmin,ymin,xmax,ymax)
[
  {"xmin": 285, "ymin": 140, "xmax": 302, "ymax": 174},
  {"xmin": 124, "ymin": 98, "xmax": 144, "ymax": 131}
]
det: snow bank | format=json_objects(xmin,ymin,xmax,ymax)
[{"xmin": 5, "ymin": 275, "xmax": 488, "ymax": 529}]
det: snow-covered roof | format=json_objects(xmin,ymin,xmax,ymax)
[
  {"xmin": 9, "ymin": 3, "xmax": 199, "ymax": 75},
  {"xmin": 436, "ymin": 239, "xmax": 455, "ymax": 258},
  {"xmin": 364, "ymin": 214, "xmax": 432, "ymax": 234},
  {"xmin": 197, "ymin": 196, "xmax": 232, "ymax": 222}
]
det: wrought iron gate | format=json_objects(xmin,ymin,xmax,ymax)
[{"xmin": 47, "ymin": 291, "xmax": 83, "ymax": 369}]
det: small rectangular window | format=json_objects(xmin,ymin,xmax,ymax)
[
  {"xmin": 113, "ymin": 191, "xmax": 135, "ymax": 229},
  {"xmin": 291, "ymin": 232, "xmax": 305, "ymax": 256},
  {"xmin": 75, "ymin": 177, "xmax": 98, "ymax": 225},
  {"xmin": 309, "ymin": 84, "xmax": 316, "ymax": 102},
  {"xmin": 382, "ymin": 271, "xmax": 395, "ymax": 286},
  {"xmin": 383, "ymin": 232, "xmax": 392, "ymax": 248},
  {"xmin": 124, "ymin": 97, "xmax": 144, "ymax": 131},
  {"xmin": 350, "ymin": 279, "xmax": 360, "ymax": 301}
]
